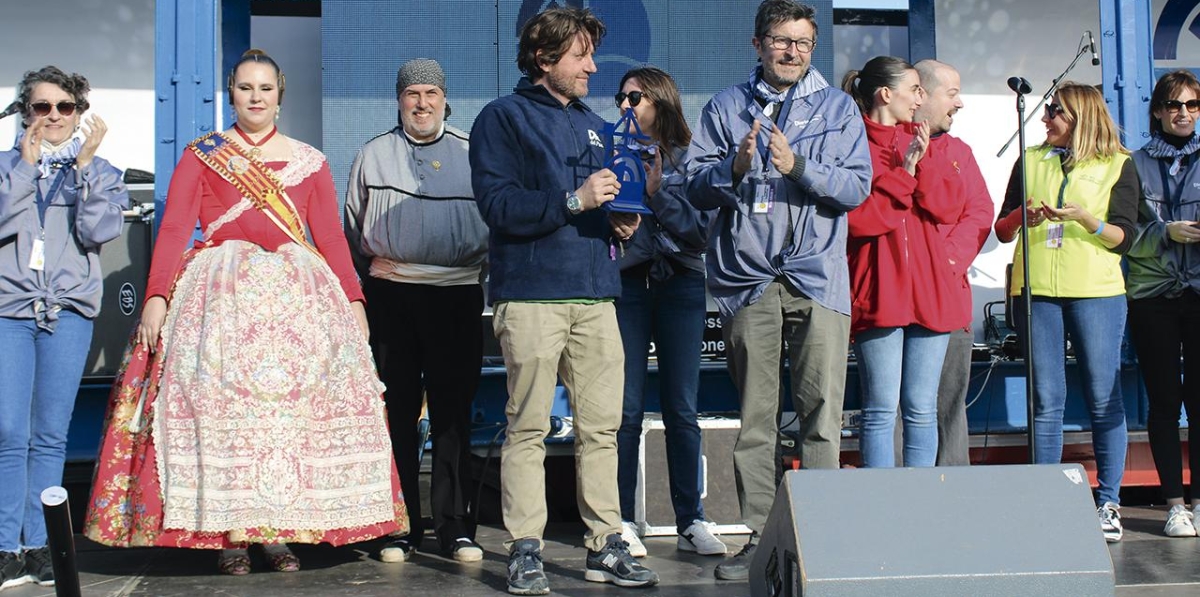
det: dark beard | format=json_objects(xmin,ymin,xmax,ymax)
[{"xmin": 546, "ymin": 70, "xmax": 583, "ymax": 102}]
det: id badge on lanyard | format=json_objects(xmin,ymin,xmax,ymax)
[
  {"xmin": 750, "ymin": 93, "xmax": 792, "ymax": 216},
  {"xmin": 31, "ymin": 172, "xmax": 63, "ymax": 272},
  {"xmin": 753, "ymin": 179, "xmax": 775, "ymax": 214},
  {"xmin": 1045, "ymin": 223, "xmax": 1064, "ymax": 249},
  {"xmin": 29, "ymin": 236, "xmax": 46, "ymax": 271}
]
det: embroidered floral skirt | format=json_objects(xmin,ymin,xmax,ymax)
[{"xmin": 84, "ymin": 241, "xmax": 408, "ymax": 548}]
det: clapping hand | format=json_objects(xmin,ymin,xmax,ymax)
[
  {"xmin": 766, "ymin": 121, "xmax": 794, "ymax": 174},
  {"xmin": 643, "ymin": 151, "xmax": 662, "ymax": 198},
  {"xmin": 19, "ymin": 119, "xmax": 45, "ymax": 166},
  {"xmin": 732, "ymin": 120, "xmax": 761, "ymax": 178},
  {"xmin": 903, "ymin": 121, "xmax": 930, "ymax": 175},
  {"xmin": 76, "ymin": 114, "xmax": 108, "ymax": 169}
]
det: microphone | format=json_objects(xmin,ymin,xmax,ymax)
[
  {"xmin": 1087, "ymin": 30, "xmax": 1100, "ymax": 66},
  {"xmin": 1007, "ymin": 77, "xmax": 1032, "ymax": 95},
  {"xmin": 0, "ymin": 101, "xmax": 20, "ymax": 119}
]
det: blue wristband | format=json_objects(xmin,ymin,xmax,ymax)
[{"xmin": 1093, "ymin": 221, "xmax": 1105, "ymax": 236}]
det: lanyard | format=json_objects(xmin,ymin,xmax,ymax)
[
  {"xmin": 35, "ymin": 168, "xmax": 70, "ymax": 230},
  {"xmin": 757, "ymin": 89, "xmax": 796, "ymax": 175},
  {"xmin": 1159, "ymin": 158, "xmax": 1186, "ymax": 218}
]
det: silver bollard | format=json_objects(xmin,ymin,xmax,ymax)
[{"xmin": 40, "ymin": 486, "xmax": 81, "ymax": 597}]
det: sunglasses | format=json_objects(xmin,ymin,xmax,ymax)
[
  {"xmin": 29, "ymin": 101, "xmax": 78, "ymax": 117},
  {"xmin": 1162, "ymin": 99, "xmax": 1200, "ymax": 114},
  {"xmin": 614, "ymin": 91, "xmax": 646, "ymax": 108},
  {"xmin": 1044, "ymin": 103, "xmax": 1065, "ymax": 120}
]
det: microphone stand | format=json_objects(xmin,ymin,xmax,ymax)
[
  {"xmin": 997, "ymin": 35, "xmax": 1091, "ymax": 158},
  {"xmin": 1008, "ymin": 79, "xmax": 1038, "ymax": 464}
]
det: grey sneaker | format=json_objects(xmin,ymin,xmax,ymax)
[
  {"xmin": 0, "ymin": 551, "xmax": 26, "ymax": 590},
  {"xmin": 1099, "ymin": 502, "xmax": 1123, "ymax": 543},
  {"xmin": 1164, "ymin": 504, "xmax": 1196, "ymax": 538},
  {"xmin": 506, "ymin": 538, "xmax": 549, "ymax": 595},
  {"xmin": 584, "ymin": 533, "xmax": 659, "ymax": 587},
  {"xmin": 21, "ymin": 547, "xmax": 53, "ymax": 586},
  {"xmin": 714, "ymin": 534, "xmax": 758, "ymax": 580}
]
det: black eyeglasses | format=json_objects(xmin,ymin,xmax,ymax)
[
  {"xmin": 1044, "ymin": 103, "xmax": 1065, "ymax": 120},
  {"xmin": 1162, "ymin": 99, "xmax": 1200, "ymax": 114},
  {"xmin": 29, "ymin": 101, "xmax": 77, "ymax": 117},
  {"xmin": 762, "ymin": 34, "xmax": 815, "ymax": 53},
  {"xmin": 615, "ymin": 91, "xmax": 646, "ymax": 108}
]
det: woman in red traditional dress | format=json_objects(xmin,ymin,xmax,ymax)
[{"xmin": 83, "ymin": 50, "xmax": 407, "ymax": 575}]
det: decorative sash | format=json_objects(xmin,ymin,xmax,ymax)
[{"xmin": 189, "ymin": 132, "xmax": 322, "ymax": 259}]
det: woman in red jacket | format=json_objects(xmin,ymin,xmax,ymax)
[{"xmin": 842, "ymin": 56, "xmax": 966, "ymax": 468}]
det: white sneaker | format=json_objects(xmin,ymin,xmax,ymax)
[
  {"xmin": 1098, "ymin": 502, "xmax": 1123, "ymax": 543},
  {"xmin": 620, "ymin": 521, "xmax": 648, "ymax": 558},
  {"xmin": 677, "ymin": 520, "xmax": 727, "ymax": 555},
  {"xmin": 1164, "ymin": 504, "xmax": 1197, "ymax": 538}
]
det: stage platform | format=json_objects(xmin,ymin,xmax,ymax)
[{"xmin": 4, "ymin": 506, "xmax": 1198, "ymax": 597}]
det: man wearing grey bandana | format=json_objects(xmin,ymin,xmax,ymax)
[{"xmin": 344, "ymin": 58, "xmax": 488, "ymax": 565}]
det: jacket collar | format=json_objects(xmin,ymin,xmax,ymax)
[
  {"xmin": 862, "ymin": 115, "xmax": 918, "ymax": 144},
  {"xmin": 746, "ymin": 66, "xmax": 831, "ymax": 103},
  {"xmin": 515, "ymin": 77, "xmax": 595, "ymax": 113}
]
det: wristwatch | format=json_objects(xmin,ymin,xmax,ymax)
[{"xmin": 566, "ymin": 192, "xmax": 583, "ymax": 216}]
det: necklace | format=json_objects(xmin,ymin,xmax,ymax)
[{"xmin": 232, "ymin": 123, "xmax": 277, "ymax": 159}]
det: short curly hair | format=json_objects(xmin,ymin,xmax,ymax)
[{"xmin": 16, "ymin": 66, "xmax": 91, "ymax": 122}]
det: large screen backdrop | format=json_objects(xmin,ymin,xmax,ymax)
[{"xmin": 322, "ymin": 0, "xmax": 835, "ymax": 201}]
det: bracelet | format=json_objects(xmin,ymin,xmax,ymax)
[{"xmin": 1092, "ymin": 221, "xmax": 1106, "ymax": 236}]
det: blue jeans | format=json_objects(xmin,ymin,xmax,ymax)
[
  {"xmin": 855, "ymin": 325, "xmax": 950, "ymax": 468},
  {"xmin": 616, "ymin": 270, "xmax": 706, "ymax": 532},
  {"xmin": 1012, "ymin": 294, "xmax": 1128, "ymax": 505},
  {"xmin": 0, "ymin": 311, "xmax": 92, "ymax": 552}
]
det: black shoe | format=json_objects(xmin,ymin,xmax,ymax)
[
  {"xmin": 584, "ymin": 533, "xmax": 659, "ymax": 587},
  {"xmin": 714, "ymin": 535, "xmax": 758, "ymax": 581},
  {"xmin": 379, "ymin": 537, "xmax": 416, "ymax": 563},
  {"xmin": 506, "ymin": 538, "xmax": 549, "ymax": 595},
  {"xmin": 0, "ymin": 551, "xmax": 26, "ymax": 590},
  {"xmin": 448, "ymin": 538, "xmax": 484, "ymax": 563},
  {"xmin": 22, "ymin": 547, "xmax": 53, "ymax": 586}
]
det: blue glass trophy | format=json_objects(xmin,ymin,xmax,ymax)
[{"xmin": 602, "ymin": 107, "xmax": 655, "ymax": 214}]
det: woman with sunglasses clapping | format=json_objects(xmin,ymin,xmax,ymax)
[
  {"xmin": 0, "ymin": 66, "xmax": 129, "ymax": 589},
  {"xmin": 83, "ymin": 50, "xmax": 406, "ymax": 576},
  {"xmin": 611, "ymin": 67, "xmax": 726, "ymax": 558},
  {"xmin": 1125, "ymin": 70, "xmax": 1200, "ymax": 539},
  {"xmin": 994, "ymin": 82, "xmax": 1136, "ymax": 543}
]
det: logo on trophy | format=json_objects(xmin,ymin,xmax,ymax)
[{"xmin": 603, "ymin": 107, "xmax": 656, "ymax": 214}]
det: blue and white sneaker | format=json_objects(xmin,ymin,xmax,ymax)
[
  {"xmin": 506, "ymin": 538, "xmax": 549, "ymax": 595},
  {"xmin": 1099, "ymin": 502, "xmax": 1123, "ymax": 543},
  {"xmin": 584, "ymin": 533, "xmax": 659, "ymax": 587}
]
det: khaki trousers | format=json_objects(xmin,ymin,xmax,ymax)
[
  {"xmin": 494, "ymin": 302, "xmax": 624, "ymax": 552},
  {"xmin": 723, "ymin": 280, "xmax": 849, "ymax": 534}
]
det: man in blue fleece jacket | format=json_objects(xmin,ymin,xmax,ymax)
[{"xmin": 468, "ymin": 7, "xmax": 658, "ymax": 595}]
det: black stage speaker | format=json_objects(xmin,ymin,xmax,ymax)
[
  {"xmin": 83, "ymin": 186, "xmax": 153, "ymax": 379},
  {"xmin": 751, "ymin": 465, "xmax": 1114, "ymax": 597}
]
